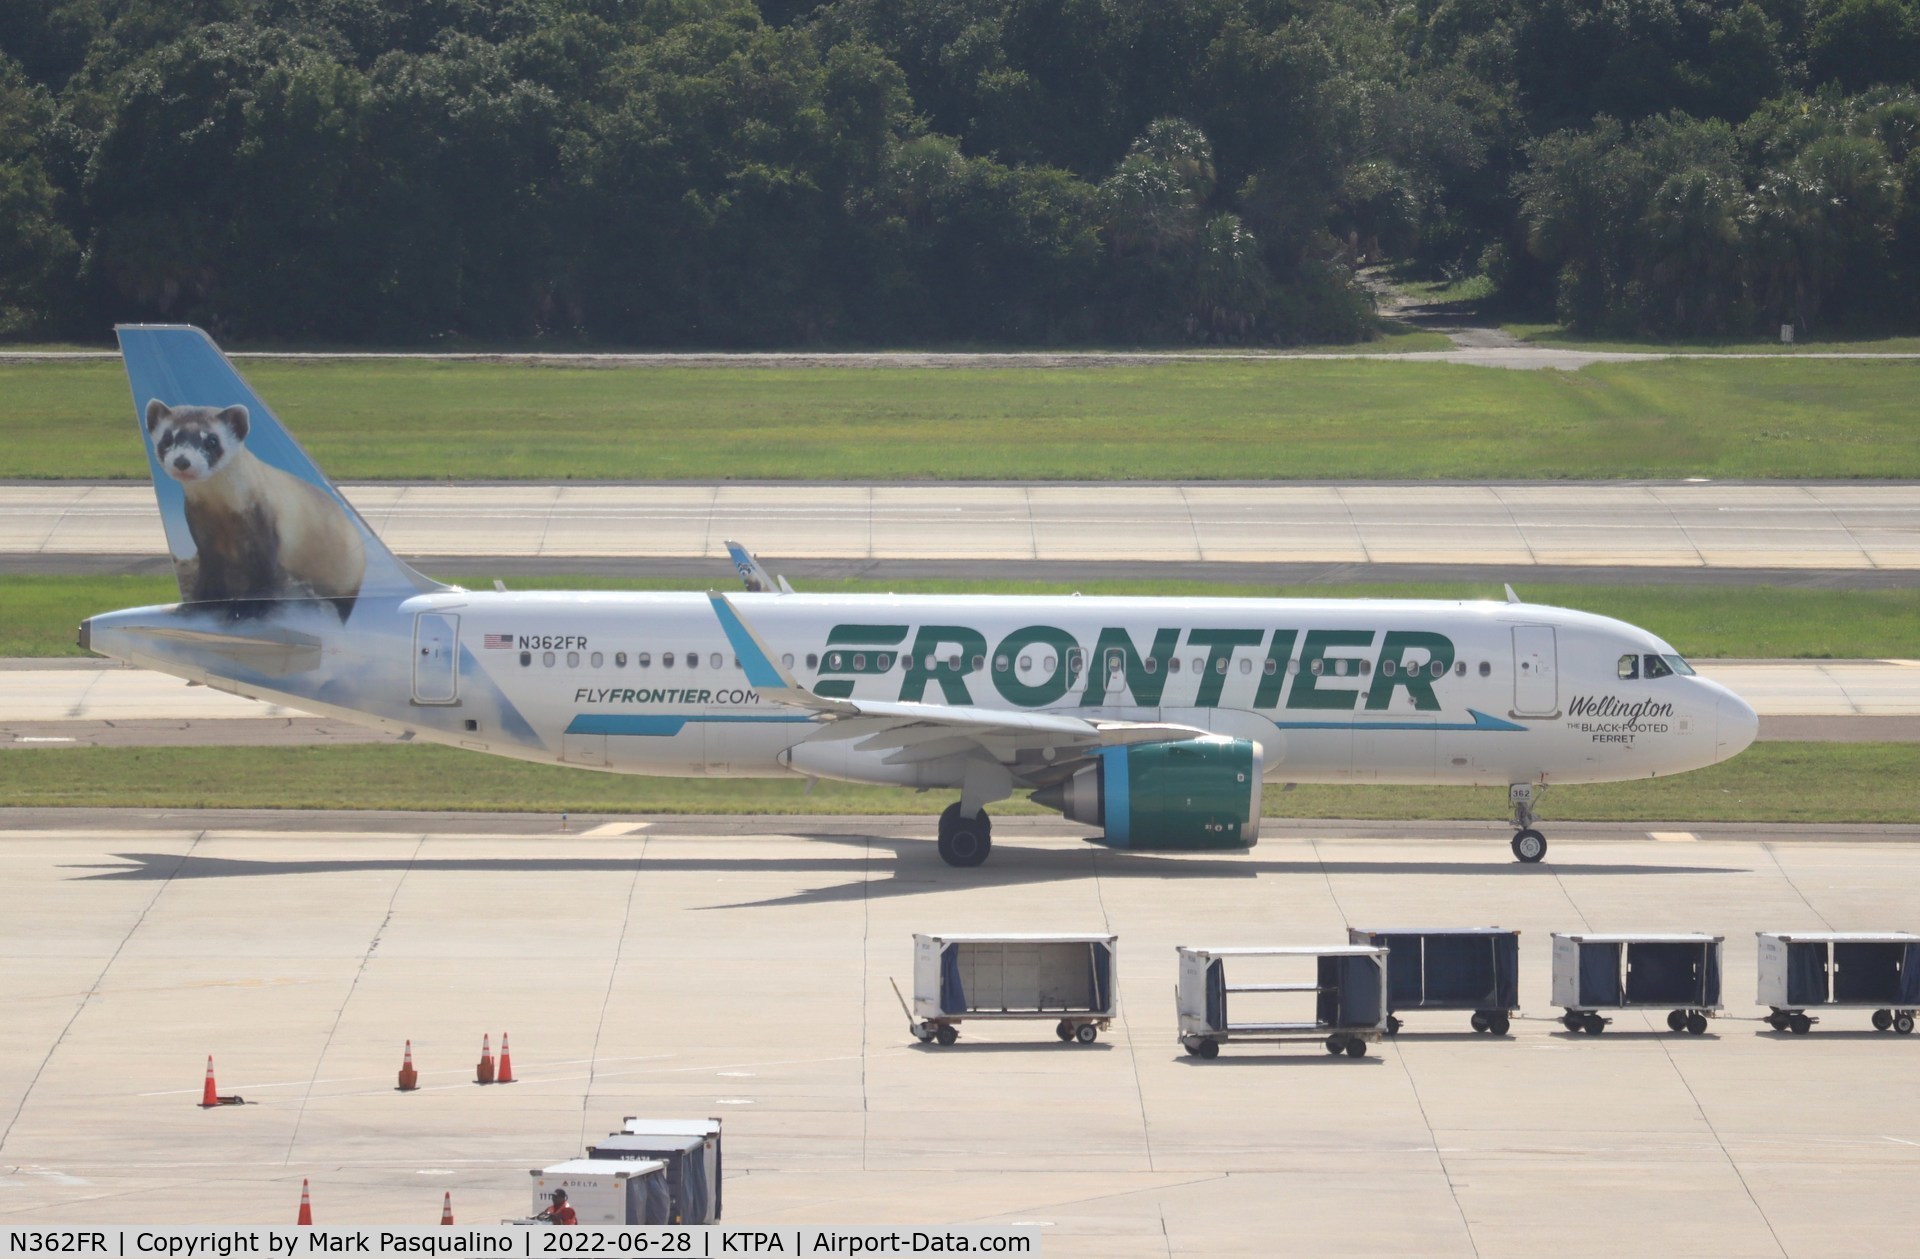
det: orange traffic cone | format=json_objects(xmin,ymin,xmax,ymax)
[
  {"xmin": 297, "ymin": 1179, "xmax": 313, "ymax": 1225},
  {"xmin": 397, "ymin": 1040, "xmax": 419, "ymax": 1092},
  {"xmin": 440, "ymin": 1192, "xmax": 455, "ymax": 1225},
  {"xmin": 495, "ymin": 1033, "xmax": 514, "ymax": 1084},
  {"xmin": 475, "ymin": 1034, "xmax": 494, "ymax": 1085},
  {"xmin": 200, "ymin": 1056, "xmax": 220, "ymax": 1108}
]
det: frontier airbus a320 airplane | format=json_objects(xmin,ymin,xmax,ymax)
[{"xmin": 82, "ymin": 327, "xmax": 1759, "ymax": 867}]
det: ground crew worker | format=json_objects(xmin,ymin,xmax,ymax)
[{"xmin": 540, "ymin": 1189, "xmax": 577, "ymax": 1225}]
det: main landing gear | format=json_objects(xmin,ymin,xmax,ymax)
[
  {"xmin": 937, "ymin": 802, "xmax": 992, "ymax": 868},
  {"xmin": 1509, "ymin": 783, "xmax": 1548, "ymax": 863}
]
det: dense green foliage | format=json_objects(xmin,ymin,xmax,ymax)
[{"xmin": 3, "ymin": 1, "xmax": 1920, "ymax": 343}]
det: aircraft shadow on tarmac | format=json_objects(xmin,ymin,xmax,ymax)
[{"xmin": 65, "ymin": 837, "xmax": 1743, "ymax": 911}]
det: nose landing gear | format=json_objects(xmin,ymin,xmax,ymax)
[{"xmin": 1508, "ymin": 783, "xmax": 1548, "ymax": 863}]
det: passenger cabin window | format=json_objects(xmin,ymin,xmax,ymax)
[
  {"xmin": 1168, "ymin": 657, "xmax": 1181, "ymax": 674},
  {"xmin": 1263, "ymin": 659, "xmax": 1277, "ymax": 675},
  {"xmin": 1382, "ymin": 659, "xmax": 1397, "ymax": 677},
  {"xmin": 543, "ymin": 652, "xmax": 555, "ymax": 667},
  {"xmin": 637, "ymin": 652, "xmax": 651, "ymax": 668},
  {"xmin": 662, "ymin": 652, "xmax": 675, "ymax": 667},
  {"xmin": 711, "ymin": 653, "xmax": 723, "ymax": 669},
  {"xmin": 1478, "ymin": 661, "xmax": 1491, "ymax": 677},
  {"xmin": 590, "ymin": 652, "xmax": 603, "ymax": 668},
  {"xmin": 782, "ymin": 653, "xmax": 795, "ymax": 668},
  {"xmin": 566, "ymin": 651, "xmax": 580, "ymax": 668},
  {"xmin": 1643, "ymin": 653, "xmax": 1674, "ymax": 679},
  {"xmin": 519, "ymin": 651, "xmax": 531, "ymax": 667},
  {"xmin": 1618, "ymin": 653, "xmax": 1639, "ymax": 680},
  {"xmin": 805, "ymin": 653, "xmax": 818, "ymax": 669},
  {"xmin": 614, "ymin": 652, "xmax": 626, "ymax": 667}
]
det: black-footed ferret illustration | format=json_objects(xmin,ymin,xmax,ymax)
[{"xmin": 146, "ymin": 400, "xmax": 366, "ymax": 620}]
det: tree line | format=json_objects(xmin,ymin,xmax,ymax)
[{"xmin": 2, "ymin": 0, "xmax": 1918, "ymax": 345}]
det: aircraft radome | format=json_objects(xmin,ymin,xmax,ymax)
[{"xmin": 83, "ymin": 326, "xmax": 1759, "ymax": 867}]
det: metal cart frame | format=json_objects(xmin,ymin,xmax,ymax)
[
  {"xmin": 1551, "ymin": 932, "xmax": 1724, "ymax": 1035},
  {"xmin": 1176, "ymin": 945, "xmax": 1387, "ymax": 1059},
  {"xmin": 1756, "ymin": 931, "xmax": 1920, "ymax": 1035},
  {"xmin": 902, "ymin": 933, "xmax": 1118, "ymax": 1046}
]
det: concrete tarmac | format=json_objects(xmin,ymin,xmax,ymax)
[
  {"xmin": 5, "ymin": 481, "xmax": 1918, "ymax": 571},
  {"xmin": 1, "ymin": 810, "xmax": 1917, "ymax": 1253}
]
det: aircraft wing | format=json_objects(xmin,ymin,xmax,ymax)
[{"xmin": 706, "ymin": 592, "xmax": 1205, "ymax": 767}]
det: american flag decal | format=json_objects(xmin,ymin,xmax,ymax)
[{"xmin": 483, "ymin": 633, "xmax": 513, "ymax": 650}]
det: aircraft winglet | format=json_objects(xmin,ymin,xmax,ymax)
[
  {"xmin": 707, "ymin": 592, "xmax": 851, "ymax": 714},
  {"xmin": 724, "ymin": 541, "xmax": 789, "ymax": 594}
]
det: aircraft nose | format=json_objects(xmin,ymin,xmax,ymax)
[{"xmin": 1715, "ymin": 686, "xmax": 1759, "ymax": 760}]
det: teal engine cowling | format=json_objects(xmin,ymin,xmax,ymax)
[{"xmin": 1030, "ymin": 737, "xmax": 1263, "ymax": 850}]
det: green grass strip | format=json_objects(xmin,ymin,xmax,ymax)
[
  {"xmin": 19, "ymin": 573, "xmax": 1920, "ymax": 660},
  {"xmin": 6, "ymin": 357, "xmax": 1917, "ymax": 480},
  {"xmin": 0, "ymin": 742, "xmax": 1911, "ymax": 822}
]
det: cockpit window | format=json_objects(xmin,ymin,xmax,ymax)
[
  {"xmin": 1617, "ymin": 653, "xmax": 1639, "ymax": 680},
  {"xmin": 1642, "ymin": 653, "xmax": 1673, "ymax": 679},
  {"xmin": 1664, "ymin": 654, "xmax": 1695, "ymax": 676}
]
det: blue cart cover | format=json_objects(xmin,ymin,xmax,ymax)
[
  {"xmin": 1317, "ymin": 954, "xmax": 1382, "ymax": 1027},
  {"xmin": 1579, "ymin": 941, "xmax": 1622, "ymax": 1006},
  {"xmin": 1374, "ymin": 935, "xmax": 1426, "ymax": 1008},
  {"xmin": 1787, "ymin": 942, "xmax": 1829, "ymax": 1005},
  {"xmin": 1359, "ymin": 930, "xmax": 1518, "ymax": 1011},
  {"xmin": 1205, "ymin": 958, "xmax": 1227, "ymax": 1032},
  {"xmin": 1834, "ymin": 941, "xmax": 1908, "ymax": 1003},
  {"xmin": 1088, "ymin": 942, "xmax": 1113, "ymax": 1013},
  {"xmin": 940, "ymin": 945, "xmax": 967, "ymax": 1014},
  {"xmin": 1625, "ymin": 940, "xmax": 1718, "ymax": 1005}
]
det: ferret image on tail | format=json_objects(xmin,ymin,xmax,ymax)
[{"xmin": 146, "ymin": 400, "xmax": 366, "ymax": 620}]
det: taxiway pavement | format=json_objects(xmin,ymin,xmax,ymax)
[
  {"xmin": 4, "ymin": 482, "xmax": 1918, "ymax": 571},
  {"xmin": 0, "ymin": 811, "xmax": 1916, "ymax": 1254}
]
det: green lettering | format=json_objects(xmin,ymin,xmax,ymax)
[
  {"xmin": 1080, "ymin": 627, "xmax": 1180, "ymax": 706},
  {"xmin": 992, "ymin": 625, "xmax": 1079, "ymax": 707},
  {"xmin": 900, "ymin": 625, "xmax": 987, "ymax": 704},
  {"xmin": 1288, "ymin": 629, "xmax": 1375, "ymax": 710},
  {"xmin": 1252, "ymin": 630, "xmax": 1300, "ymax": 708},
  {"xmin": 1188, "ymin": 628, "xmax": 1264, "ymax": 707},
  {"xmin": 826, "ymin": 624, "xmax": 909, "ymax": 647},
  {"xmin": 1365, "ymin": 631, "xmax": 1456, "ymax": 711}
]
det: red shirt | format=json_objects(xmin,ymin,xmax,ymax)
[{"xmin": 547, "ymin": 1204, "xmax": 577, "ymax": 1225}]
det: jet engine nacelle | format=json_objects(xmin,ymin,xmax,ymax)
[{"xmin": 1031, "ymin": 736, "xmax": 1262, "ymax": 850}]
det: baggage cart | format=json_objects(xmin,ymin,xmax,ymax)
[
  {"xmin": 526, "ymin": 1159, "xmax": 670, "ymax": 1225},
  {"xmin": 619, "ymin": 1118, "xmax": 723, "ymax": 1220},
  {"xmin": 1755, "ymin": 931, "xmax": 1920, "ymax": 1035},
  {"xmin": 1551, "ymin": 932, "xmax": 1723, "ymax": 1035},
  {"xmin": 1176, "ymin": 945, "xmax": 1387, "ymax": 1059},
  {"xmin": 588, "ymin": 1131, "xmax": 721, "ymax": 1224},
  {"xmin": 1347, "ymin": 926, "xmax": 1520, "ymax": 1035},
  {"xmin": 906, "ymin": 933, "xmax": 1117, "ymax": 1045}
]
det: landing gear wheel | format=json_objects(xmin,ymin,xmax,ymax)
[
  {"xmin": 936, "ymin": 803, "xmax": 992, "ymax": 868},
  {"xmin": 1511, "ymin": 829, "xmax": 1547, "ymax": 863},
  {"xmin": 1470, "ymin": 1012, "xmax": 1488, "ymax": 1033},
  {"xmin": 1055, "ymin": 1020, "xmax": 1074, "ymax": 1041},
  {"xmin": 1872, "ymin": 1009, "xmax": 1893, "ymax": 1031},
  {"xmin": 934, "ymin": 1025, "xmax": 959, "ymax": 1046},
  {"xmin": 1485, "ymin": 1011, "xmax": 1511, "ymax": 1036},
  {"xmin": 1667, "ymin": 1010, "xmax": 1688, "ymax": 1032},
  {"xmin": 1387, "ymin": 1015, "xmax": 1403, "ymax": 1036},
  {"xmin": 1196, "ymin": 1039, "xmax": 1219, "ymax": 1059},
  {"xmin": 1895, "ymin": 1011, "xmax": 1916, "ymax": 1035},
  {"xmin": 1074, "ymin": 1023, "xmax": 1098, "ymax": 1045},
  {"xmin": 1582, "ymin": 1013, "xmax": 1606, "ymax": 1035},
  {"xmin": 1686, "ymin": 1012, "xmax": 1709, "ymax": 1036},
  {"xmin": 1325, "ymin": 1035, "xmax": 1347, "ymax": 1055},
  {"xmin": 1345, "ymin": 1039, "xmax": 1368, "ymax": 1058},
  {"xmin": 1789, "ymin": 1013, "xmax": 1812, "ymax": 1035}
]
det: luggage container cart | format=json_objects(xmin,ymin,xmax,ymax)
[
  {"xmin": 619, "ymin": 1118, "xmax": 722, "ymax": 1220},
  {"xmin": 589, "ymin": 1127, "xmax": 722, "ymax": 1224},
  {"xmin": 905, "ymin": 933, "xmax": 1117, "ymax": 1045},
  {"xmin": 524, "ymin": 1159, "xmax": 670, "ymax": 1225},
  {"xmin": 1346, "ymin": 926, "xmax": 1520, "ymax": 1035},
  {"xmin": 1756, "ymin": 931, "xmax": 1920, "ymax": 1035},
  {"xmin": 1176, "ymin": 945, "xmax": 1387, "ymax": 1059},
  {"xmin": 1551, "ymin": 932, "xmax": 1723, "ymax": 1035}
]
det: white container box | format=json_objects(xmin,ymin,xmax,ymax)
[
  {"xmin": 528, "ymin": 1159, "xmax": 669, "ymax": 1225},
  {"xmin": 1175, "ymin": 945, "xmax": 1386, "ymax": 1059},
  {"xmin": 1756, "ymin": 931, "xmax": 1920, "ymax": 1034},
  {"xmin": 908, "ymin": 933, "xmax": 1117, "ymax": 1045}
]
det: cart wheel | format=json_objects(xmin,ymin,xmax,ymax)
[
  {"xmin": 1469, "ymin": 1012, "xmax": 1488, "ymax": 1033},
  {"xmin": 935, "ymin": 1025, "xmax": 959, "ymax": 1046},
  {"xmin": 1055, "ymin": 1020, "xmax": 1074, "ymax": 1041},
  {"xmin": 1895, "ymin": 1012, "xmax": 1916, "ymax": 1035},
  {"xmin": 1789, "ymin": 1013, "xmax": 1812, "ymax": 1035},
  {"xmin": 1387, "ymin": 1015, "xmax": 1403, "ymax": 1036},
  {"xmin": 1686, "ymin": 1012, "xmax": 1709, "ymax": 1036},
  {"xmin": 1666, "ymin": 1009, "xmax": 1687, "ymax": 1032},
  {"xmin": 1325, "ymin": 1035, "xmax": 1347, "ymax": 1055},
  {"xmin": 912, "ymin": 1024, "xmax": 934, "ymax": 1043},
  {"xmin": 1562, "ymin": 1012, "xmax": 1583, "ymax": 1032},
  {"xmin": 1582, "ymin": 1014, "xmax": 1606, "ymax": 1035},
  {"xmin": 1486, "ymin": 1011, "xmax": 1511, "ymax": 1036},
  {"xmin": 1182, "ymin": 1036, "xmax": 1203, "ymax": 1056},
  {"xmin": 1074, "ymin": 1023, "xmax": 1098, "ymax": 1045},
  {"xmin": 1766, "ymin": 1012, "xmax": 1788, "ymax": 1032},
  {"xmin": 1196, "ymin": 1039, "xmax": 1220, "ymax": 1059},
  {"xmin": 1872, "ymin": 1009, "xmax": 1893, "ymax": 1032},
  {"xmin": 1345, "ymin": 1038, "xmax": 1368, "ymax": 1058}
]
